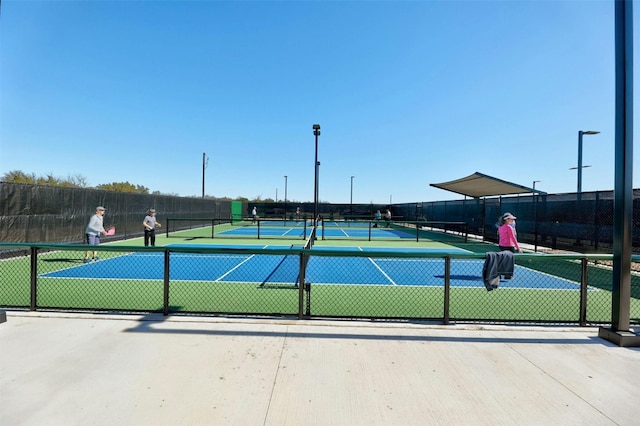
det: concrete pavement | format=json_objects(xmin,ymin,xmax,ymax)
[{"xmin": 1, "ymin": 312, "xmax": 640, "ymax": 425}]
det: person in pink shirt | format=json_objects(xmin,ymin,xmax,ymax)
[{"xmin": 498, "ymin": 212, "xmax": 522, "ymax": 253}]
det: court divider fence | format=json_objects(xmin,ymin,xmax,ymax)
[
  {"xmin": 1, "ymin": 243, "xmax": 638, "ymax": 325},
  {"xmin": 249, "ymin": 189, "xmax": 640, "ymax": 254}
]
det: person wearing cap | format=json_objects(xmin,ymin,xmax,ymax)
[
  {"xmin": 84, "ymin": 206, "xmax": 107, "ymax": 263},
  {"xmin": 384, "ymin": 208, "xmax": 392, "ymax": 227},
  {"xmin": 373, "ymin": 210, "xmax": 382, "ymax": 227},
  {"xmin": 143, "ymin": 208, "xmax": 162, "ymax": 247},
  {"xmin": 498, "ymin": 212, "xmax": 522, "ymax": 253}
]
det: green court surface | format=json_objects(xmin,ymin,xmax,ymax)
[{"xmin": 1, "ymin": 228, "xmax": 639, "ymax": 323}]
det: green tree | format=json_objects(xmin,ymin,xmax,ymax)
[
  {"xmin": 1, "ymin": 170, "xmax": 88, "ymax": 188},
  {"xmin": 2, "ymin": 170, "xmax": 37, "ymax": 184},
  {"xmin": 96, "ymin": 182, "xmax": 149, "ymax": 193}
]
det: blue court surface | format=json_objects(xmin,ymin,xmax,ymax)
[
  {"xmin": 219, "ymin": 227, "xmax": 309, "ymax": 238},
  {"xmin": 40, "ymin": 245, "xmax": 583, "ymax": 290},
  {"xmin": 218, "ymin": 225, "xmax": 417, "ymax": 239}
]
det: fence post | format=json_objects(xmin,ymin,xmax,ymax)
[
  {"xmin": 30, "ymin": 246, "xmax": 38, "ymax": 311},
  {"xmin": 443, "ymin": 256, "xmax": 451, "ymax": 324},
  {"xmin": 305, "ymin": 281, "xmax": 311, "ymax": 317},
  {"xmin": 163, "ymin": 250, "xmax": 170, "ymax": 316},
  {"xmin": 579, "ymin": 258, "xmax": 588, "ymax": 326},
  {"xmin": 593, "ymin": 192, "xmax": 600, "ymax": 251},
  {"xmin": 298, "ymin": 253, "xmax": 306, "ymax": 319}
]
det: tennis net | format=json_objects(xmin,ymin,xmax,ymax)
[
  {"xmin": 165, "ymin": 218, "xmax": 217, "ymax": 238},
  {"xmin": 166, "ymin": 217, "xmax": 315, "ymax": 241},
  {"xmin": 304, "ymin": 220, "xmax": 318, "ymax": 250},
  {"xmin": 318, "ymin": 219, "xmax": 468, "ymax": 243},
  {"xmin": 296, "ymin": 217, "xmax": 318, "ymax": 288}
]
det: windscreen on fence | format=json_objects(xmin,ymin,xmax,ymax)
[
  {"xmin": 2, "ymin": 183, "xmax": 639, "ymax": 253},
  {"xmin": 0, "ymin": 183, "xmax": 234, "ymax": 244}
]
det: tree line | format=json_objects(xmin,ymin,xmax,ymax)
[
  {"xmin": 1, "ymin": 170, "xmax": 153, "ymax": 194},
  {"xmin": 0, "ymin": 170, "xmax": 285, "ymax": 203}
]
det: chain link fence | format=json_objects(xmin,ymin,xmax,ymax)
[
  {"xmin": 0, "ymin": 183, "xmax": 234, "ymax": 244},
  {"xmin": 246, "ymin": 189, "xmax": 639, "ymax": 254},
  {"xmin": 3, "ymin": 184, "xmax": 637, "ymax": 253},
  {"xmin": 2, "ymin": 243, "xmax": 638, "ymax": 325}
]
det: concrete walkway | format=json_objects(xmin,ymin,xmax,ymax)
[{"xmin": 1, "ymin": 312, "xmax": 640, "ymax": 426}]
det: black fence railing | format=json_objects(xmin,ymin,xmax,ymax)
[
  {"xmin": 248, "ymin": 189, "xmax": 640, "ymax": 254},
  {"xmin": 394, "ymin": 190, "xmax": 640, "ymax": 254},
  {"xmin": 1, "ymin": 243, "xmax": 638, "ymax": 325},
  {"xmin": 0, "ymin": 183, "xmax": 235, "ymax": 244}
]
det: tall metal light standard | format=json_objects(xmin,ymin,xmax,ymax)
[
  {"xmin": 202, "ymin": 152, "xmax": 209, "ymax": 199},
  {"xmin": 573, "ymin": 130, "xmax": 600, "ymax": 198},
  {"xmin": 350, "ymin": 176, "xmax": 355, "ymax": 220},
  {"xmin": 533, "ymin": 180, "xmax": 541, "ymax": 252},
  {"xmin": 284, "ymin": 175, "xmax": 288, "ymax": 221},
  {"xmin": 570, "ymin": 130, "xmax": 599, "ymax": 245},
  {"xmin": 312, "ymin": 124, "xmax": 321, "ymax": 225}
]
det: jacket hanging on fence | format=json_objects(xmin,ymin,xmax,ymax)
[{"xmin": 482, "ymin": 251, "xmax": 515, "ymax": 291}]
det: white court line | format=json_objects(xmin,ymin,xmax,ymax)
[
  {"xmin": 282, "ymin": 228, "xmax": 298, "ymax": 236},
  {"xmin": 355, "ymin": 247, "xmax": 398, "ymax": 286},
  {"xmin": 213, "ymin": 254, "xmax": 255, "ymax": 282}
]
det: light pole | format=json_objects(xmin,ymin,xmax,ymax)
[
  {"xmin": 201, "ymin": 152, "xmax": 209, "ymax": 199},
  {"xmin": 313, "ymin": 124, "xmax": 321, "ymax": 225},
  {"xmin": 572, "ymin": 130, "xmax": 600, "ymax": 197},
  {"xmin": 571, "ymin": 130, "xmax": 599, "ymax": 245},
  {"xmin": 533, "ymin": 180, "xmax": 541, "ymax": 252},
  {"xmin": 284, "ymin": 175, "xmax": 288, "ymax": 220},
  {"xmin": 350, "ymin": 176, "xmax": 355, "ymax": 220}
]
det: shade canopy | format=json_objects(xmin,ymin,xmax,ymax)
[{"xmin": 430, "ymin": 172, "xmax": 546, "ymax": 198}]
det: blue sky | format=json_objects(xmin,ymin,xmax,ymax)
[{"xmin": 1, "ymin": 0, "xmax": 637, "ymax": 204}]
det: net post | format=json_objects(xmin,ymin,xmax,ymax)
[
  {"xmin": 165, "ymin": 219, "xmax": 170, "ymax": 238},
  {"xmin": 416, "ymin": 220, "xmax": 419, "ymax": 243},
  {"xmin": 368, "ymin": 221, "xmax": 372, "ymax": 242},
  {"xmin": 211, "ymin": 218, "xmax": 215, "ymax": 239},
  {"xmin": 257, "ymin": 218, "xmax": 261, "ymax": 240}
]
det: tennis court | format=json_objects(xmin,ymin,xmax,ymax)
[
  {"xmin": 166, "ymin": 219, "xmax": 467, "ymax": 242},
  {"xmin": 40, "ymin": 244, "xmax": 584, "ymax": 290}
]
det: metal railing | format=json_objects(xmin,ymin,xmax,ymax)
[{"xmin": 0, "ymin": 243, "xmax": 638, "ymax": 325}]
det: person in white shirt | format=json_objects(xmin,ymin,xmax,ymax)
[
  {"xmin": 143, "ymin": 208, "xmax": 162, "ymax": 247},
  {"xmin": 84, "ymin": 206, "xmax": 107, "ymax": 263}
]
